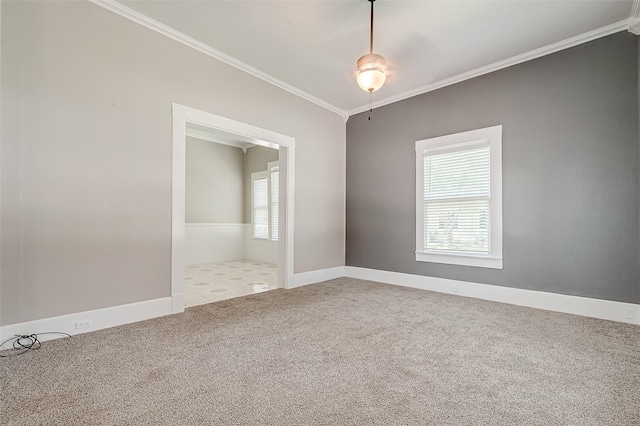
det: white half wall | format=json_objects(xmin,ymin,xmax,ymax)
[
  {"xmin": 185, "ymin": 223, "xmax": 278, "ymax": 265},
  {"xmin": 244, "ymin": 224, "xmax": 278, "ymax": 264},
  {"xmin": 184, "ymin": 223, "xmax": 245, "ymax": 265}
]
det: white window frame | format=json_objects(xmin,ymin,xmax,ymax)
[
  {"xmin": 268, "ymin": 161, "xmax": 279, "ymax": 242},
  {"xmin": 251, "ymin": 161, "xmax": 279, "ymax": 242},
  {"xmin": 251, "ymin": 171, "xmax": 269, "ymax": 240},
  {"xmin": 415, "ymin": 125, "xmax": 503, "ymax": 269}
]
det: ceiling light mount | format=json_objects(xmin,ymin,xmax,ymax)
[{"xmin": 356, "ymin": 0, "xmax": 387, "ymax": 93}]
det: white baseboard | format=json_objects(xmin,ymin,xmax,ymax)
[
  {"xmin": 345, "ymin": 267, "xmax": 640, "ymax": 326},
  {"xmin": 290, "ymin": 266, "xmax": 345, "ymax": 289},
  {"xmin": 4, "ymin": 266, "xmax": 635, "ymax": 349},
  {"xmin": 0, "ymin": 297, "xmax": 173, "ymax": 344},
  {"xmin": 171, "ymin": 293, "xmax": 185, "ymax": 314}
]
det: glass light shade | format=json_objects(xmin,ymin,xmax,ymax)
[{"xmin": 356, "ymin": 53, "xmax": 387, "ymax": 93}]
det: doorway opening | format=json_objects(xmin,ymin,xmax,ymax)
[{"xmin": 171, "ymin": 103, "xmax": 295, "ymax": 313}]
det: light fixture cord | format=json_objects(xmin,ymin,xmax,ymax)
[{"xmin": 368, "ymin": 92, "xmax": 372, "ymax": 121}]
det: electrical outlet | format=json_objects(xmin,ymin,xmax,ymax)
[
  {"xmin": 75, "ymin": 320, "xmax": 92, "ymax": 330},
  {"xmin": 450, "ymin": 285, "xmax": 460, "ymax": 294}
]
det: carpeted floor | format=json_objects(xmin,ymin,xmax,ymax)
[{"xmin": 1, "ymin": 278, "xmax": 639, "ymax": 425}]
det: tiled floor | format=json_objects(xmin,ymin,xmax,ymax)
[{"xmin": 184, "ymin": 260, "xmax": 278, "ymax": 308}]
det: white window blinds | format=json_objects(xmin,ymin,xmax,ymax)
[
  {"xmin": 423, "ymin": 144, "xmax": 490, "ymax": 254},
  {"xmin": 270, "ymin": 166, "xmax": 279, "ymax": 242},
  {"xmin": 253, "ymin": 177, "xmax": 269, "ymax": 240}
]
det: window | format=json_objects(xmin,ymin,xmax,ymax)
[
  {"xmin": 251, "ymin": 161, "xmax": 279, "ymax": 241},
  {"xmin": 415, "ymin": 125, "xmax": 502, "ymax": 269},
  {"xmin": 252, "ymin": 173, "xmax": 269, "ymax": 239},
  {"xmin": 270, "ymin": 163, "xmax": 279, "ymax": 242}
]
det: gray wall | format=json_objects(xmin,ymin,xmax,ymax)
[
  {"xmin": 1, "ymin": 1, "xmax": 346, "ymax": 326},
  {"xmin": 346, "ymin": 32, "xmax": 640, "ymax": 304},
  {"xmin": 185, "ymin": 137, "xmax": 244, "ymax": 223},
  {"xmin": 243, "ymin": 145, "xmax": 279, "ymax": 223}
]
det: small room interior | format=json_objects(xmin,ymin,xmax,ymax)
[
  {"xmin": 1, "ymin": 1, "xmax": 639, "ymax": 424},
  {"xmin": 183, "ymin": 123, "xmax": 280, "ymax": 307}
]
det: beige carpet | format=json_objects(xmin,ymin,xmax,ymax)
[{"xmin": 1, "ymin": 278, "xmax": 639, "ymax": 425}]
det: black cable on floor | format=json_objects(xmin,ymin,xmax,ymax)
[{"xmin": 0, "ymin": 332, "xmax": 71, "ymax": 357}]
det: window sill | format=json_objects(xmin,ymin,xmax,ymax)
[
  {"xmin": 252, "ymin": 237, "xmax": 278, "ymax": 242},
  {"xmin": 415, "ymin": 251, "xmax": 503, "ymax": 269}
]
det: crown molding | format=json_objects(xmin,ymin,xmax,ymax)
[
  {"xmin": 87, "ymin": 1, "xmax": 630, "ymax": 121},
  {"xmin": 347, "ymin": 19, "xmax": 630, "ymax": 116},
  {"xmin": 88, "ymin": 0, "xmax": 349, "ymax": 121}
]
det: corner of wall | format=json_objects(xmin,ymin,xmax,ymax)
[{"xmin": 0, "ymin": 0, "xmax": 3, "ymax": 327}]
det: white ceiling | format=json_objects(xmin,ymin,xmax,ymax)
[{"xmin": 116, "ymin": 0, "xmax": 636, "ymax": 117}]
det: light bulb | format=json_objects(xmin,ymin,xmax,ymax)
[{"xmin": 357, "ymin": 68, "xmax": 386, "ymax": 93}]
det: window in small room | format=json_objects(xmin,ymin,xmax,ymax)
[
  {"xmin": 251, "ymin": 161, "xmax": 279, "ymax": 241},
  {"xmin": 269, "ymin": 162, "xmax": 279, "ymax": 242},
  {"xmin": 415, "ymin": 125, "xmax": 502, "ymax": 269},
  {"xmin": 252, "ymin": 172, "xmax": 269, "ymax": 239}
]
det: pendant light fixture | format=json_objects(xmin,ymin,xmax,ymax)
[{"xmin": 356, "ymin": 0, "xmax": 387, "ymax": 93}]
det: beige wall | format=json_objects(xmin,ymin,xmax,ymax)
[
  {"xmin": 185, "ymin": 137, "xmax": 244, "ymax": 223},
  {"xmin": 243, "ymin": 145, "xmax": 279, "ymax": 223},
  {"xmin": 0, "ymin": 1, "xmax": 346, "ymax": 325}
]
